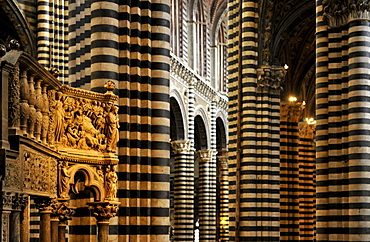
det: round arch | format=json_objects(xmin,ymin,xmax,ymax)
[
  {"xmin": 194, "ymin": 113, "xmax": 209, "ymax": 151},
  {"xmin": 170, "ymin": 89, "xmax": 187, "ymax": 141}
]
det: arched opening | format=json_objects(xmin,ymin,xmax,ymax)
[
  {"xmin": 169, "ymin": 96, "xmax": 185, "ymax": 240},
  {"xmin": 194, "ymin": 114, "xmax": 208, "ymax": 240}
]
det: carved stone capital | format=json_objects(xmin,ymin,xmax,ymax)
[
  {"xmin": 257, "ymin": 65, "xmax": 286, "ymax": 94},
  {"xmin": 196, "ymin": 150, "xmax": 213, "ymax": 160},
  {"xmin": 171, "ymin": 140, "xmax": 191, "ymax": 154},
  {"xmin": 51, "ymin": 199, "xmax": 75, "ymax": 222},
  {"xmin": 0, "ymin": 192, "xmax": 14, "ymax": 210},
  {"xmin": 35, "ymin": 197, "xmax": 53, "ymax": 213},
  {"xmin": 217, "ymin": 156, "xmax": 228, "ymax": 168},
  {"xmin": 87, "ymin": 201, "xmax": 120, "ymax": 223},
  {"xmin": 299, "ymin": 121, "xmax": 316, "ymax": 140},
  {"xmin": 280, "ymin": 101, "xmax": 304, "ymax": 123},
  {"xmin": 12, "ymin": 194, "xmax": 28, "ymax": 211},
  {"xmin": 323, "ymin": 0, "xmax": 370, "ymax": 27}
]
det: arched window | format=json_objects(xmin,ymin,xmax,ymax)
[
  {"xmin": 194, "ymin": 0, "xmax": 207, "ymax": 76},
  {"xmin": 170, "ymin": 0, "xmax": 182, "ymax": 56},
  {"xmin": 216, "ymin": 16, "xmax": 228, "ymax": 93}
]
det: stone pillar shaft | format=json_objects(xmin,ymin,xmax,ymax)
[
  {"xmin": 196, "ymin": 150, "xmax": 213, "ymax": 242},
  {"xmin": 171, "ymin": 140, "xmax": 193, "ymax": 241},
  {"xmin": 218, "ymin": 156, "xmax": 229, "ymax": 242}
]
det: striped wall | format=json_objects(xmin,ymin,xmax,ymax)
[
  {"xmin": 116, "ymin": 1, "xmax": 171, "ymax": 241},
  {"xmin": 316, "ymin": 0, "xmax": 370, "ymax": 241},
  {"xmin": 69, "ymin": 193, "xmax": 97, "ymax": 242}
]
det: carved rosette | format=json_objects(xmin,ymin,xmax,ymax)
[
  {"xmin": 171, "ymin": 140, "xmax": 191, "ymax": 154},
  {"xmin": 8, "ymin": 63, "xmax": 20, "ymax": 128},
  {"xmin": 257, "ymin": 65, "xmax": 286, "ymax": 94},
  {"xmin": 51, "ymin": 199, "xmax": 75, "ymax": 222},
  {"xmin": 280, "ymin": 101, "xmax": 304, "ymax": 123},
  {"xmin": 322, "ymin": 0, "xmax": 370, "ymax": 27},
  {"xmin": 88, "ymin": 202, "xmax": 120, "ymax": 223}
]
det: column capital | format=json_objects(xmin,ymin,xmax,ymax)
[
  {"xmin": 87, "ymin": 201, "xmax": 120, "ymax": 223},
  {"xmin": 12, "ymin": 193, "xmax": 28, "ymax": 211},
  {"xmin": 281, "ymin": 101, "xmax": 304, "ymax": 123},
  {"xmin": 51, "ymin": 198, "xmax": 75, "ymax": 222},
  {"xmin": 299, "ymin": 121, "xmax": 316, "ymax": 140},
  {"xmin": 257, "ymin": 65, "xmax": 286, "ymax": 94},
  {"xmin": 171, "ymin": 140, "xmax": 191, "ymax": 154},
  {"xmin": 323, "ymin": 0, "xmax": 370, "ymax": 27},
  {"xmin": 35, "ymin": 197, "xmax": 53, "ymax": 213},
  {"xmin": 195, "ymin": 150, "xmax": 213, "ymax": 159}
]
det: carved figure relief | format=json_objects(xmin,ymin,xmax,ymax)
[
  {"xmin": 105, "ymin": 165, "xmax": 118, "ymax": 200},
  {"xmin": 59, "ymin": 161, "xmax": 71, "ymax": 198},
  {"xmin": 47, "ymin": 90, "xmax": 119, "ymax": 153}
]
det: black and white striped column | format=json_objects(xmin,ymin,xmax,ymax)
[
  {"xmin": 217, "ymin": 155, "xmax": 229, "ymax": 242},
  {"xmin": 171, "ymin": 140, "xmax": 194, "ymax": 241},
  {"xmin": 90, "ymin": 0, "xmax": 119, "ymax": 92},
  {"xmin": 196, "ymin": 150, "xmax": 213, "ymax": 242}
]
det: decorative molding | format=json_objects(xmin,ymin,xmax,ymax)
[
  {"xmin": 323, "ymin": 0, "xmax": 370, "ymax": 27},
  {"xmin": 257, "ymin": 65, "xmax": 286, "ymax": 94}
]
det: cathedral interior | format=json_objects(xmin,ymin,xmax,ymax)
[{"xmin": 0, "ymin": 0, "xmax": 368, "ymax": 241}]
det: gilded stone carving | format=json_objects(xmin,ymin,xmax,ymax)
[
  {"xmin": 8, "ymin": 63, "xmax": 20, "ymax": 128},
  {"xmin": 59, "ymin": 161, "xmax": 71, "ymax": 199},
  {"xmin": 257, "ymin": 66, "xmax": 286, "ymax": 94},
  {"xmin": 281, "ymin": 101, "xmax": 304, "ymax": 123},
  {"xmin": 47, "ymin": 90, "xmax": 119, "ymax": 153},
  {"xmin": 23, "ymin": 150, "xmax": 56, "ymax": 193}
]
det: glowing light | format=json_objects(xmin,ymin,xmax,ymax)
[
  {"xmin": 289, "ymin": 96, "xmax": 297, "ymax": 102},
  {"xmin": 284, "ymin": 64, "xmax": 289, "ymax": 70},
  {"xmin": 302, "ymin": 101, "xmax": 306, "ymax": 106},
  {"xmin": 306, "ymin": 118, "xmax": 316, "ymax": 124}
]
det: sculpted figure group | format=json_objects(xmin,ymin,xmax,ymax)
[{"xmin": 48, "ymin": 91, "xmax": 119, "ymax": 153}]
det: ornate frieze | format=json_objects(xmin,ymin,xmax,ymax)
[
  {"xmin": 323, "ymin": 0, "xmax": 370, "ymax": 27},
  {"xmin": 257, "ymin": 65, "xmax": 286, "ymax": 94}
]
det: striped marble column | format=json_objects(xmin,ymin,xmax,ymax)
[
  {"xmin": 280, "ymin": 101, "xmax": 303, "ymax": 242},
  {"xmin": 36, "ymin": 0, "xmax": 51, "ymax": 67},
  {"xmin": 217, "ymin": 155, "xmax": 229, "ymax": 242},
  {"xmin": 171, "ymin": 140, "xmax": 194, "ymax": 241},
  {"xmin": 196, "ymin": 150, "xmax": 213, "ymax": 242},
  {"xmin": 298, "ymin": 122, "xmax": 316, "ymax": 242},
  {"xmin": 316, "ymin": 1, "xmax": 370, "ymax": 241},
  {"xmin": 90, "ymin": 0, "xmax": 119, "ymax": 92}
]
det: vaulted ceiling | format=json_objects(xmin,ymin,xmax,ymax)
[{"xmin": 260, "ymin": 0, "xmax": 316, "ymax": 118}]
